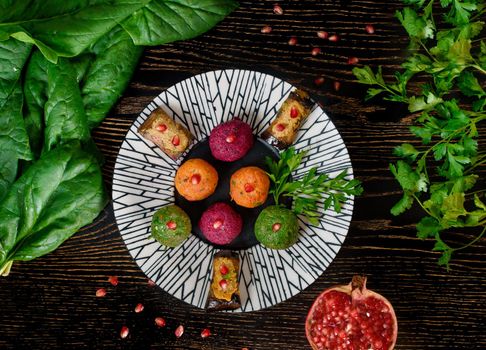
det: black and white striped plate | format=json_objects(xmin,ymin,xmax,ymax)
[{"xmin": 112, "ymin": 70, "xmax": 354, "ymax": 312}]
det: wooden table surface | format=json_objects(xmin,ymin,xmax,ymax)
[{"xmin": 1, "ymin": 1, "xmax": 485, "ymax": 349}]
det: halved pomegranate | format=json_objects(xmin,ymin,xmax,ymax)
[{"xmin": 306, "ymin": 276, "xmax": 397, "ymax": 350}]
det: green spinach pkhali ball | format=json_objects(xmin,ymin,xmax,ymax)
[
  {"xmin": 151, "ymin": 205, "xmax": 191, "ymax": 247},
  {"xmin": 254, "ymin": 205, "xmax": 299, "ymax": 249}
]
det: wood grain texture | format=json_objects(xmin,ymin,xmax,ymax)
[{"xmin": 1, "ymin": 0, "xmax": 485, "ymax": 349}]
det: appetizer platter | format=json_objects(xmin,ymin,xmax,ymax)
[{"xmin": 112, "ymin": 69, "xmax": 356, "ymax": 312}]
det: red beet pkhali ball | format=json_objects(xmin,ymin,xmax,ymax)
[
  {"xmin": 199, "ymin": 202, "xmax": 242, "ymax": 245},
  {"xmin": 209, "ymin": 118, "xmax": 254, "ymax": 162}
]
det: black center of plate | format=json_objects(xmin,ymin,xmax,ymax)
[{"xmin": 175, "ymin": 137, "xmax": 288, "ymax": 250}]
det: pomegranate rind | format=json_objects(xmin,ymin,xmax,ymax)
[{"xmin": 305, "ymin": 276, "xmax": 397, "ymax": 350}]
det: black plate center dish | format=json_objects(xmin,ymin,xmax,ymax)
[{"xmin": 175, "ymin": 137, "xmax": 289, "ymax": 250}]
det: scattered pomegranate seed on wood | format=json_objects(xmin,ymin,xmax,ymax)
[
  {"xmin": 317, "ymin": 31, "xmax": 328, "ymax": 39},
  {"xmin": 156, "ymin": 124, "xmax": 167, "ymax": 132},
  {"xmin": 261, "ymin": 26, "xmax": 272, "ymax": 34},
  {"xmin": 175, "ymin": 325, "xmax": 184, "ymax": 338},
  {"xmin": 155, "ymin": 317, "xmax": 166, "ymax": 327},
  {"xmin": 134, "ymin": 303, "xmax": 144, "ymax": 313},
  {"xmin": 314, "ymin": 77, "xmax": 325, "ymax": 86},
  {"xmin": 120, "ymin": 326, "xmax": 129, "ymax": 339},
  {"xmin": 347, "ymin": 57, "xmax": 359, "ymax": 65},
  {"xmin": 365, "ymin": 24, "xmax": 375, "ymax": 34},
  {"xmin": 333, "ymin": 81, "xmax": 341, "ymax": 91},
  {"xmin": 275, "ymin": 123, "xmax": 286, "ymax": 132},
  {"xmin": 273, "ymin": 4, "xmax": 283, "ymax": 15},
  {"xmin": 201, "ymin": 328, "xmax": 211, "ymax": 338},
  {"xmin": 171, "ymin": 135, "xmax": 180, "ymax": 146},
  {"xmin": 220, "ymin": 264, "xmax": 229, "ymax": 275},
  {"xmin": 311, "ymin": 47, "xmax": 321, "ymax": 56},
  {"xmin": 328, "ymin": 34, "xmax": 339, "ymax": 42},
  {"xmin": 108, "ymin": 276, "xmax": 118, "ymax": 286},
  {"xmin": 96, "ymin": 288, "xmax": 106, "ymax": 297},
  {"xmin": 290, "ymin": 106, "xmax": 299, "ymax": 118},
  {"xmin": 288, "ymin": 36, "xmax": 297, "ymax": 45}
]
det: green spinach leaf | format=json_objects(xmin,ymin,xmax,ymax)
[
  {"xmin": 0, "ymin": 144, "xmax": 107, "ymax": 272},
  {"xmin": 82, "ymin": 26, "xmax": 144, "ymax": 128}
]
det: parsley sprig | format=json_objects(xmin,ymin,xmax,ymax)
[
  {"xmin": 265, "ymin": 147, "xmax": 363, "ymax": 225},
  {"xmin": 353, "ymin": 0, "xmax": 486, "ymax": 269}
]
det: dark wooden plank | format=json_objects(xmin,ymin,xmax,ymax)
[{"xmin": 1, "ymin": 1, "xmax": 484, "ymax": 349}]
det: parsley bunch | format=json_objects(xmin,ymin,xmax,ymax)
[
  {"xmin": 265, "ymin": 147, "xmax": 363, "ymax": 225},
  {"xmin": 353, "ymin": 0, "xmax": 486, "ymax": 268}
]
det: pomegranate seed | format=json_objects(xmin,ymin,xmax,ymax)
[
  {"xmin": 171, "ymin": 135, "xmax": 180, "ymax": 146},
  {"xmin": 147, "ymin": 278, "xmax": 156, "ymax": 287},
  {"xmin": 175, "ymin": 325, "xmax": 184, "ymax": 338},
  {"xmin": 120, "ymin": 326, "xmax": 129, "ymax": 339},
  {"xmin": 347, "ymin": 57, "xmax": 359, "ymax": 65},
  {"xmin": 191, "ymin": 173, "xmax": 201, "ymax": 185},
  {"xmin": 275, "ymin": 123, "xmax": 286, "ymax": 132},
  {"xmin": 317, "ymin": 31, "xmax": 329, "ymax": 39},
  {"xmin": 261, "ymin": 26, "xmax": 272, "ymax": 34},
  {"xmin": 272, "ymin": 223, "xmax": 281, "ymax": 232},
  {"xmin": 273, "ymin": 4, "xmax": 283, "ymax": 15},
  {"xmin": 166, "ymin": 220, "xmax": 177, "ymax": 230},
  {"xmin": 107, "ymin": 276, "xmax": 118, "ymax": 286},
  {"xmin": 288, "ymin": 36, "xmax": 297, "ymax": 45},
  {"xmin": 134, "ymin": 303, "xmax": 144, "ymax": 313},
  {"xmin": 244, "ymin": 183, "xmax": 254, "ymax": 192},
  {"xmin": 96, "ymin": 288, "xmax": 106, "ymax": 297},
  {"xmin": 156, "ymin": 124, "xmax": 167, "ymax": 132},
  {"xmin": 220, "ymin": 264, "xmax": 229, "ymax": 275},
  {"xmin": 219, "ymin": 279, "xmax": 228, "ymax": 290},
  {"xmin": 329, "ymin": 34, "xmax": 339, "ymax": 42},
  {"xmin": 290, "ymin": 106, "xmax": 299, "ymax": 118},
  {"xmin": 365, "ymin": 24, "xmax": 375, "ymax": 34},
  {"xmin": 201, "ymin": 328, "xmax": 211, "ymax": 338},
  {"xmin": 225, "ymin": 134, "xmax": 236, "ymax": 143},
  {"xmin": 155, "ymin": 317, "xmax": 166, "ymax": 327},
  {"xmin": 311, "ymin": 47, "xmax": 321, "ymax": 56},
  {"xmin": 333, "ymin": 81, "xmax": 341, "ymax": 91},
  {"xmin": 314, "ymin": 77, "xmax": 325, "ymax": 86},
  {"xmin": 213, "ymin": 219, "xmax": 223, "ymax": 229}
]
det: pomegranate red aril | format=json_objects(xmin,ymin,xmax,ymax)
[
  {"xmin": 156, "ymin": 124, "xmax": 167, "ymax": 132},
  {"xmin": 134, "ymin": 303, "xmax": 144, "ymax": 313},
  {"xmin": 166, "ymin": 220, "xmax": 177, "ymax": 230},
  {"xmin": 120, "ymin": 326, "xmax": 129, "ymax": 339},
  {"xmin": 201, "ymin": 328, "xmax": 211, "ymax": 338},
  {"xmin": 108, "ymin": 276, "xmax": 118, "ymax": 286},
  {"xmin": 366, "ymin": 24, "xmax": 375, "ymax": 34},
  {"xmin": 172, "ymin": 135, "xmax": 180, "ymax": 146},
  {"xmin": 225, "ymin": 134, "xmax": 236, "ymax": 143},
  {"xmin": 288, "ymin": 36, "xmax": 298, "ymax": 46},
  {"xmin": 306, "ymin": 276, "xmax": 397, "ymax": 350},
  {"xmin": 219, "ymin": 279, "xmax": 228, "ymax": 290},
  {"xmin": 317, "ymin": 31, "xmax": 329, "ymax": 39},
  {"xmin": 273, "ymin": 4, "xmax": 283, "ymax": 15},
  {"xmin": 333, "ymin": 81, "xmax": 341, "ymax": 92},
  {"xmin": 220, "ymin": 264, "xmax": 229, "ymax": 275},
  {"xmin": 213, "ymin": 219, "xmax": 223, "ymax": 229},
  {"xmin": 244, "ymin": 183, "xmax": 254, "ymax": 193},
  {"xmin": 175, "ymin": 325, "xmax": 184, "ymax": 338},
  {"xmin": 314, "ymin": 77, "xmax": 325, "ymax": 86},
  {"xmin": 311, "ymin": 47, "xmax": 321, "ymax": 56},
  {"xmin": 329, "ymin": 34, "xmax": 339, "ymax": 42},
  {"xmin": 261, "ymin": 26, "xmax": 272, "ymax": 34},
  {"xmin": 96, "ymin": 288, "xmax": 106, "ymax": 297},
  {"xmin": 348, "ymin": 57, "xmax": 359, "ymax": 65},
  {"xmin": 290, "ymin": 106, "xmax": 299, "ymax": 118},
  {"xmin": 155, "ymin": 317, "xmax": 166, "ymax": 327},
  {"xmin": 272, "ymin": 223, "xmax": 281, "ymax": 232},
  {"xmin": 191, "ymin": 173, "xmax": 201, "ymax": 185},
  {"xmin": 275, "ymin": 123, "xmax": 286, "ymax": 132}
]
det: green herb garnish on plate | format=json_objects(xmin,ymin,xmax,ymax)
[{"xmin": 265, "ymin": 147, "xmax": 363, "ymax": 225}]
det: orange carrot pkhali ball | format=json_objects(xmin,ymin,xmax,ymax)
[
  {"xmin": 175, "ymin": 158, "xmax": 218, "ymax": 201},
  {"xmin": 230, "ymin": 166, "xmax": 270, "ymax": 208}
]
